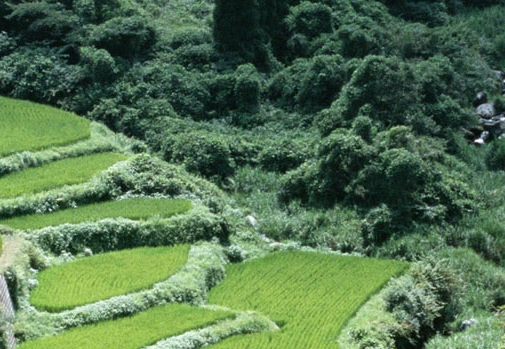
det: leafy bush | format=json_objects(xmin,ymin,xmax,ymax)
[
  {"xmin": 165, "ymin": 132, "xmax": 235, "ymax": 181},
  {"xmin": 0, "ymin": 52, "xmax": 82, "ymax": 104},
  {"xmin": 31, "ymin": 205, "xmax": 229, "ymax": 255},
  {"xmin": 486, "ymin": 139, "xmax": 505, "ymax": 170},
  {"xmin": 435, "ymin": 248, "xmax": 505, "ymax": 310},
  {"xmin": 88, "ymin": 16, "xmax": 156, "ymax": 59},
  {"xmin": 285, "ymin": 1, "xmax": 333, "ymax": 39},
  {"xmin": 258, "ymin": 139, "xmax": 310, "ymax": 173},
  {"xmin": 383, "ymin": 260, "xmax": 462, "ymax": 347},
  {"xmin": 234, "ymin": 64, "xmax": 261, "ymax": 114}
]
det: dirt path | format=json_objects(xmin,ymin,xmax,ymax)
[{"xmin": 0, "ymin": 234, "xmax": 25, "ymax": 271}]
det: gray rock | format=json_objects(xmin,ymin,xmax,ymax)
[
  {"xmin": 473, "ymin": 92, "xmax": 487, "ymax": 107},
  {"xmin": 476, "ymin": 103, "xmax": 495, "ymax": 119},
  {"xmin": 460, "ymin": 318, "xmax": 477, "ymax": 331}
]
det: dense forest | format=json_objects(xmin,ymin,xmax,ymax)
[{"xmin": 1, "ymin": 0, "xmax": 505, "ymax": 347}]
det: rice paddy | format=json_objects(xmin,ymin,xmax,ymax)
[
  {"xmin": 0, "ymin": 97, "xmax": 90, "ymax": 156},
  {"xmin": 208, "ymin": 251, "xmax": 409, "ymax": 349},
  {"xmin": 30, "ymin": 245, "xmax": 190, "ymax": 311},
  {"xmin": 0, "ymin": 152, "xmax": 127, "ymax": 198},
  {"xmin": 0, "ymin": 198, "xmax": 192, "ymax": 230},
  {"xmin": 17, "ymin": 303, "xmax": 233, "ymax": 349}
]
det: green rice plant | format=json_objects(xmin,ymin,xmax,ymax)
[
  {"xmin": 1, "ymin": 198, "xmax": 192, "ymax": 230},
  {"xmin": 0, "ymin": 122, "xmax": 132, "ymax": 177},
  {"xmin": 208, "ymin": 251, "xmax": 408, "ymax": 349},
  {"xmin": 15, "ymin": 243, "xmax": 227, "ymax": 341},
  {"xmin": 17, "ymin": 303, "xmax": 233, "ymax": 349},
  {"xmin": 0, "ymin": 152, "xmax": 127, "ymax": 199},
  {"xmin": 30, "ymin": 245, "xmax": 190, "ymax": 312},
  {"xmin": 0, "ymin": 97, "xmax": 90, "ymax": 157}
]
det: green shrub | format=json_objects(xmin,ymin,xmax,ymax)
[
  {"xmin": 88, "ymin": 16, "xmax": 156, "ymax": 58},
  {"xmin": 383, "ymin": 260, "xmax": 462, "ymax": 347},
  {"xmin": 486, "ymin": 139, "xmax": 505, "ymax": 170},
  {"xmin": 234, "ymin": 64, "xmax": 261, "ymax": 114},
  {"xmin": 285, "ymin": 1, "xmax": 333, "ymax": 39},
  {"xmin": 435, "ymin": 248, "xmax": 505, "ymax": 310},
  {"xmin": 258, "ymin": 139, "xmax": 310, "ymax": 173},
  {"xmin": 79, "ymin": 46, "xmax": 118, "ymax": 83},
  {"xmin": 166, "ymin": 132, "xmax": 235, "ymax": 181},
  {"xmin": 0, "ymin": 51, "xmax": 82, "ymax": 104},
  {"xmin": 31, "ymin": 205, "xmax": 229, "ymax": 255}
]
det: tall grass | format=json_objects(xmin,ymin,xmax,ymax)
[
  {"xmin": 208, "ymin": 251, "xmax": 409, "ymax": 349},
  {"xmin": 0, "ymin": 97, "xmax": 90, "ymax": 156},
  {"xmin": 1, "ymin": 198, "xmax": 192, "ymax": 230},
  {"xmin": 0, "ymin": 152, "xmax": 127, "ymax": 198},
  {"xmin": 30, "ymin": 245, "xmax": 190, "ymax": 311},
  {"xmin": 17, "ymin": 303, "xmax": 233, "ymax": 349}
]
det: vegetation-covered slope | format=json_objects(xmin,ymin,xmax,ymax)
[{"xmin": 1, "ymin": 0, "xmax": 505, "ymax": 347}]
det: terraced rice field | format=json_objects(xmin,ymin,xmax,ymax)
[
  {"xmin": 0, "ymin": 97, "xmax": 90, "ymax": 156},
  {"xmin": 208, "ymin": 251, "xmax": 409, "ymax": 349},
  {"xmin": 17, "ymin": 303, "xmax": 233, "ymax": 349},
  {"xmin": 30, "ymin": 245, "xmax": 190, "ymax": 311},
  {"xmin": 0, "ymin": 198, "xmax": 192, "ymax": 230},
  {"xmin": 0, "ymin": 152, "xmax": 127, "ymax": 198}
]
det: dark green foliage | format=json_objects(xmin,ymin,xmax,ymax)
[
  {"xmin": 485, "ymin": 139, "xmax": 505, "ymax": 170},
  {"xmin": 268, "ymin": 55, "xmax": 346, "ymax": 113},
  {"xmin": 234, "ymin": 64, "xmax": 261, "ymax": 114},
  {"xmin": 80, "ymin": 46, "xmax": 118, "ymax": 83},
  {"xmin": 285, "ymin": 1, "xmax": 333, "ymax": 39},
  {"xmin": 258, "ymin": 139, "xmax": 310, "ymax": 173},
  {"xmin": 336, "ymin": 15, "xmax": 390, "ymax": 58},
  {"xmin": 0, "ymin": 50, "xmax": 82, "ymax": 104},
  {"xmin": 212, "ymin": 0, "xmax": 267, "ymax": 67},
  {"xmin": 164, "ymin": 132, "xmax": 235, "ymax": 181},
  {"xmin": 88, "ymin": 16, "xmax": 156, "ymax": 59},
  {"xmin": 7, "ymin": 2, "xmax": 78, "ymax": 44}
]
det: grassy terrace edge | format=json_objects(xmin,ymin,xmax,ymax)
[
  {"xmin": 0, "ymin": 97, "xmax": 91, "ymax": 157},
  {"xmin": 30, "ymin": 245, "xmax": 190, "ymax": 312},
  {"xmin": 0, "ymin": 198, "xmax": 192, "ymax": 230},
  {"xmin": 208, "ymin": 251, "xmax": 409, "ymax": 349}
]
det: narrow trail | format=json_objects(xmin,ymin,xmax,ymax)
[
  {"xmin": 0, "ymin": 234, "xmax": 25, "ymax": 271},
  {"xmin": 0, "ymin": 233, "xmax": 25, "ymax": 349}
]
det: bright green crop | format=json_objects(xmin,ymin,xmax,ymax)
[
  {"xmin": 17, "ymin": 303, "xmax": 233, "ymax": 349},
  {"xmin": 30, "ymin": 245, "xmax": 190, "ymax": 311},
  {"xmin": 0, "ymin": 96, "xmax": 90, "ymax": 156},
  {"xmin": 208, "ymin": 251, "xmax": 409, "ymax": 349},
  {"xmin": 1, "ymin": 198, "xmax": 191, "ymax": 230},
  {"xmin": 0, "ymin": 152, "xmax": 127, "ymax": 198}
]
